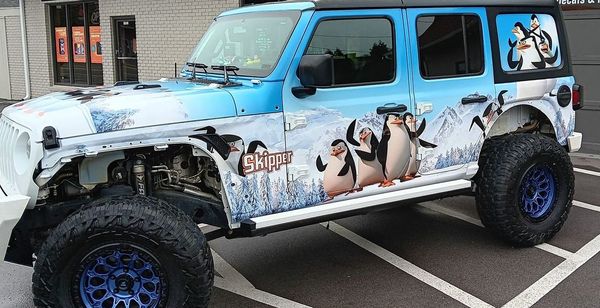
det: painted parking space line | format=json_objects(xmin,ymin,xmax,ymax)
[
  {"xmin": 322, "ymin": 222, "xmax": 494, "ymax": 308},
  {"xmin": 503, "ymin": 234, "xmax": 600, "ymax": 308},
  {"xmin": 573, "ymin": 200, "xmax": 600, "ymax": 213},
  {"xmin": 214, "ymin": 277, "xmax": 311, "ymax": 308},
  {"xmin": 212, "ymin": 249, "xmax": 254, "ymax": 289},
  {"xmin": 421, "ymin": 202, "xmax": 573, "ymax": 259},
  {"xmin": 419, "ymin": 202, "xmax": 484, "ymax": 228},
  {"xmin": 535, "ymin": 243, "xmax": 575, "ymax": 259},
  {"xmin": 574, "ymin": 167, "xmax": 600, "ymax": 177},
  {"xmin": 211, "ymin": 249, "xmax": 311, "ymax": 307}
]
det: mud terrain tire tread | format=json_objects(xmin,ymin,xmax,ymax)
[
  {"xmin": 475, "ymin": 134, "xmax": 574, "ymax": 247},
  {"xmin": 32, "ymin": 196, "xmax": 214, "ymax": 307}
]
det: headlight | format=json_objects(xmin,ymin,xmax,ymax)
[{"xmin": 14, "ymin": 131, "xmax": 31, "ymax": 175}]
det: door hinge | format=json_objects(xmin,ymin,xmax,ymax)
[
  {"xmin": 285, "ymin": 114, "xmax": 307, "ymax": 131},
  {"xmin": 416, "ymin": 103, "xmax": 433, "ymax": 116}
]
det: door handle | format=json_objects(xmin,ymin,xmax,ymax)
[
  {"xmin": 377, "ymin": 103, "xmax": 408, "ymax": 115},
  {"xmin": 461, "ymin": 94, "xmax": 488, "ymax": 105}
]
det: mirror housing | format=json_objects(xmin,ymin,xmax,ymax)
[{"xmin": 298, "ymin": 54, "xmax": 334, "ymax": 88}]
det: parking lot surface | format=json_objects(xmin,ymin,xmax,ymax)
[{"xmin": 0, "ymin": 150, "xmax": 599, "ymax": 307}]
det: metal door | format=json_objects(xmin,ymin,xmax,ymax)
[{"xmin": 113, "ymin": 17, "xmax": 138, "ymax": 82}]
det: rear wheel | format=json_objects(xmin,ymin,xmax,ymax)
[
  {"xmin": 32, "ymin": 196, "xmax": 214, "ymax": 307},
  {"xmin": 475, "ymin": 134, "xmax": 574, "ymax": 246}
]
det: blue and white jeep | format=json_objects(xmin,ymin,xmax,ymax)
[{"xmin": 0, "ymin": 0, "xmax": 585, "ymax": 306}]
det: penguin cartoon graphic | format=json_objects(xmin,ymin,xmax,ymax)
[
  {"xmin": 191, "ymin": 126, "xmax": 266, "ymax": 176},
  {"xmin": 377, "ymin": 114, "xmax": 411, "ymax": 187},
  {"xmin": 508, "ymin": 22, "xmax": 545, "ymax": 71},
  {"xmin": 469, "ymin": 91, "xmax": 508, "ymax": 137},
  {"xmin": 529, "ymin": 14, "xmax": 559, "ymax": 65},
  {"xmin": 402, "ymin": 113, "xmax": 437, "ymax": 180},
  {"xmin": 346, "ymin": 120, "xmax": 385, "ymax": 189},
  {"xmin": 221, "ymin": 135, "xmax": 267, "ymax": 177},
  {"xmin": 316, "ymin": 140, "xmax": 357, "ymax": 198}
]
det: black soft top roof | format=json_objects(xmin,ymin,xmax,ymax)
[{"xmin": 291, "ymin": 0, "xmax": 557, "ymax": 9}]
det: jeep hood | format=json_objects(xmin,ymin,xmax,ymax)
[{"xmin": 1, "ymin": 80, "xmax": 237, "ymax": 141}]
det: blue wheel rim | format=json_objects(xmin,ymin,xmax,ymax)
[
  {"xmin": 79, "ymin": 246, "xmax": 162, "ymax": 308},
  {"xmin": 520, "ymin": 164, "xmax": 557, "ymax": 220}
]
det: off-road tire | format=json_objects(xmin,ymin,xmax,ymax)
[
  {"xmin": 32, "ymin": 196, "xmax": 214, "ymax": 307},
  {"xmin": 475, "ymin": 134, "xmax": 574, "ymax": 246}
]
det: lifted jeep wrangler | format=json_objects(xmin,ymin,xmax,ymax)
[{"xmin": 0, "ymin": 0, "xmax": 584, "ymax": 307}]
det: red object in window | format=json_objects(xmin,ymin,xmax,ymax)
[{"xmin": 572, "ymin": 84, "xmax": 583, "ymax": 111}]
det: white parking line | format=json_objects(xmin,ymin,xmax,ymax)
[
  {"xmin": 419, "ymin": 203, "xmax": 484, "ymax": 228},
  {"xmin": 214, "ymin": 277, "xmax": 311, "ymax": 308},
  {"xmin": 535, "ymin": 243, "xmax": 575, "ymax": 259},
  {"xmin": 322, "ymin": 222, "xmax": 494, "ymax": 308},
  {"xmin": 573, "ymin": 200, "xmax": 600, "ymax": 213},
  {"xmin": 420, "ymin": 202, "xmax": 573, "ymax": 260},
  {"xmin": 212, "ymin": 249, "xmax": 254, "ymax": 289},
  {"xmin": 574, "ymin": 167, "xmax": 600, "ymax": 177},
  {"xmin": 211, "ymin": 249, "xmax": 311, "ymax": 307},
  {"xmin": 503, "ymin": 234, "xmax": 600, "ymax": 308}
]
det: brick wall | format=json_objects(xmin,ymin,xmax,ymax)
[
  {"xmin": 5, "ymin": 15, "xmax": 25, "ymax": 99},
  {"xmin": 23, "ymin": 0, "xmax": 52, "ymax": 97},
  {"xmin": 18, "ymin": 0, "xmax": 239, "ymax": 98},
  {"xmin": 0, "ymin": 0, "xmax": 18, "ymax": 7},
  {"xmin": 99, "ymin": 0, "xmax": 239, "ymax": 84}
]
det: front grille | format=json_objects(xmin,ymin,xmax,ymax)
[{"xmin": 0, "ymin": 116, "xmax": 21, "ymax": 194}]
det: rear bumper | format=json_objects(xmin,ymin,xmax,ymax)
[
  {"xmin": 567, "ymin": 132, "xmax": 583, "ymax": 153},
  {"xmin": 0, "ymin": 193, "xmax": 29, "ymax": 262}
]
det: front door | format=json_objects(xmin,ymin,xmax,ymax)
[
  {"xmin": 406, "ymin": 8, "xmax": 496, "ymax": 174},
  {"xmin": 114, "ymin": 17, "xmax": 138, "ymax": 82},
  {"xmin": 282, "ymin": 9, "xmax": 413, "ymax": 206}
]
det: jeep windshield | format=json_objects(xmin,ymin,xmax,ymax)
[{"xmin": 187, "ymin": 11, "xmax": 301, "ymax": 78}]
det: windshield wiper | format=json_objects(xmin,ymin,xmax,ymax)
[
  {"xmin": 185, "ymin": 62, "xmax": 208, "ymax": 81},
  {"xmin": 211, "ymin": 65, "xmax": 239, "ymax": 85}
]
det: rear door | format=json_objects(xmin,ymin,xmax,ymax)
[{"xmin": 406, "ymin": 7, "xmax": 496, "ymax": 175}]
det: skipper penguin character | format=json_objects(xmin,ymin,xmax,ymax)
[
  {"xmin": 403, "ymin": 113, "xmax": 437, "ymax": 180},
  {"xmin": 378, "ymin": 114, "xmax": 411, "ymax": 187},
  {"xmin": 316, "ymin": 140, "xmax": 357, "ymax": 198},
  {"xmin": 346, "ymin": 120, "xmax": 385, "ymax": 189},
  {"xmin": 191, "ymin": 126, "xmax": 267, "ymax": 177}
]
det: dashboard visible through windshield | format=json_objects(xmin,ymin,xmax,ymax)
[{"xmin": 187, "ymin": 11, "xmax": 301, "ymax": 78}]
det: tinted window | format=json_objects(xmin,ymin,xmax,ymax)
[
  {"xmin": 497, "ymin": 14, "xmax": 562, "ymax": 72},
  {"xmin": 306, "ymin": 18, "xmax": 395, "ymax": 86},
  {"xmin": 417, "ymin": 15, "xmax": 483, "ymax": 78}
]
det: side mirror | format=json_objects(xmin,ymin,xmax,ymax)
[{"xmin": 293, "ymin": 54, "xmax": 334, "ymax": 98}]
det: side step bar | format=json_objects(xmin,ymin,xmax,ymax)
[{"xmin": 233, "ymin": 180, "xmax": 473, "ymax": 238}]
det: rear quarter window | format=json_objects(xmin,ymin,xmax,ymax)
[{"xmin": 497, "ymin": 14, "xmax": 562, "ymax": 72}]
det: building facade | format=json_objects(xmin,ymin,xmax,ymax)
[{"xmin": 0, "ymin": 0, "xmax": 598, "ymax": 152}]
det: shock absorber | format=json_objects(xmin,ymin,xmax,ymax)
[{"xmin": 133, "ymin": 161, "xmax": 147, "ymax": 195}]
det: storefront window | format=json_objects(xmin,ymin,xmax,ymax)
[{"xmin": 50, "ymin": 2, "xmax": 103, "ymax": 86}]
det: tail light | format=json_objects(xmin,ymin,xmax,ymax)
[{"xmin": 572, "ymin": 84, "xmax": 583, "ymax": 111}]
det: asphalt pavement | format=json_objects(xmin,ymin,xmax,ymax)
[{"xmin": 0, "ymin": 155, "xmax": 599, "ymax": 308}]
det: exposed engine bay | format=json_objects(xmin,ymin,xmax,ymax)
[{"xmin": 36, "ymin": 145, "xmax": 227, "ymax": 226}]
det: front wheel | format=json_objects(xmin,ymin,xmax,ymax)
[
  {"xmin": 475, "ymin": 134, "xmax": 574, "ymax": 247},
  {"xmin": 32, "ymin": 196, "xmax": 214, "ymax": 308}
]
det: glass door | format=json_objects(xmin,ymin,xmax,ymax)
[{"xmin": 114, "ymin": 17, "xmax": 138, "ymax": 82}]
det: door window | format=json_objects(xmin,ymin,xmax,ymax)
[
  {"xmin": 417, "ymin": 15, "xmax": 483, "ymax": 79},
  {"xmin": 306, "ymin": 18, "xmax": 395, "ymax": 86},
  {"xmin": 496, "ymin": 14, "xmax": 562, "ymax": 72}
]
